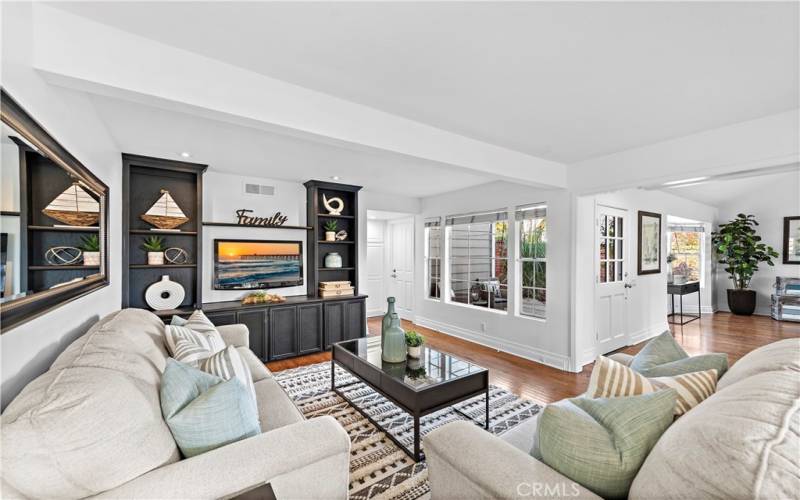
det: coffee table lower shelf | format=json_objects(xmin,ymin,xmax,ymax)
[{"xmin": 331, "ymin": 359, "xmax": 489, "ymax": 462}]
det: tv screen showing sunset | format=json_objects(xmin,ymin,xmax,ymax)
[{"xmin": 214, "ymin": 240, "xmax": 302, "ymax": 290}]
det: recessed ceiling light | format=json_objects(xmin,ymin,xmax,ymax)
[
  {"xmin": 330, "ymin": 176, "xmax": 340, "ymax": 181},
  {"xmin": 180, "ymin": 152, "xmax": 191, "ymax": 158},
  {"xmin": 662, "ymin": 176, "xmax": 708, "ymax": 186}
]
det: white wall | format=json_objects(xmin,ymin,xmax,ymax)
[
  {"xmin": 573, "ymin": 188, "xmax": 718, "ymax": 369},
  {"xmin": 715, "ymin": 170, "xmax": 800, "ymax": 315},
  {"xmin": 415, "ymin": 181, "xmax": 574, "ymax": 370},
  {"xmin": 202, "ymin": 171, "xmax": 308, "ymax": 302},
  {"xmin": 1, "ymin": 2, "xmax": 122, "ymax": 409}
]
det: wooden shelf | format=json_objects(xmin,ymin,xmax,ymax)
[
  {"xmin": 130, "ymin": 264, "xmax": 197, "ymax": 269},
  {"xmin": 203, "ymin": 221, "xmax": 313, "ymax": 230},
  {"xmin": 129, "ymin": 229, "xmax": 198, "ymax": 235},
  {"xmin": 28, "ymin": 225, "xmax": 99, "ymax": 233},
  {"xmin": 152, "ymin": 307, "xmax": 196, "ymax": 317},
  {"xmin": 29, "ymin": 265, "xmax": 99, "ymax": 270},
  {"xmin": 319, "ymin": 267, "xmax": 355, "ymax": 271},
  {"xmin": 318, "ymin": 240, "xmax": 354, "ymax": 244},
  {"xmin": 316, "ymin": 213, "xmax": 354, "ymax": 219}
]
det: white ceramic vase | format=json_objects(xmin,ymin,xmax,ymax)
[
  {"xmin": 82, "ymin": 251, "xmax": 100, "ymax": 266},
  {"xmin": 407, "ymin": 345, "xmax": 422, "ymax": 358},
  {"xmin": 325, "ymin": 231, "xmax": 336, "ymax": 242},
  {"xmin": 324, "ymin": 252, "xmax": 343, "ymax": 268},
  {"xmin": 148, "ymin": 252, "xmax": 165, "ymax": 265}
]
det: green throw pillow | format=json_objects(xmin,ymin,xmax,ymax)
[
  {"xmin": 629, "ymin": 331, "xmax": 688, "ymax": 372},
  {"xmin": 170, "ymin": 315, "xmax": 188, "ymax": 326},
  {"xmin": 536, "ymin": 390, "xmax": 677, "ymax": 499},
  {"xmin": 638, "ymin": 353, "xmax": 728, "ymax": 378},
  {"xmin": 160, "ymin": 359, "xmax": 260, "ymax": 458}
]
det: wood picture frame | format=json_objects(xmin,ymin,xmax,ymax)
[
  {"xmin": 783, "ymin": 216, "xmax": 800, "ymax": 265},
  {"xmin": 637, "ymin": 210, "xmax": 662, "ymax": 275}
]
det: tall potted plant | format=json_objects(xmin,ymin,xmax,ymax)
[{"xmin": 711, "ymin": 214, "xmax": 778, "ymax": 315}]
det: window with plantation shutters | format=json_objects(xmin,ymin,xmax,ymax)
[{"xmin": 516, "ymin": 204, "xmax": 547, "ymax": 319}]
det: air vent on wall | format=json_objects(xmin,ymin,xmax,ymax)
[{"xmin": 244, "ymin": 183, "xmax": 275, "ymax": 196}]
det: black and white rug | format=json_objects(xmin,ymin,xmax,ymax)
[{"xmin": 273, "ymin": 361, "xmax": 543, "ymax": 500}]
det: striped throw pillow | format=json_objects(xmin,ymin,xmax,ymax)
[
  {"xmin": 200, "ymin": 345, "xmax": 257, "ymax": 404},
  {"xmin": 164, "ymin": 310, "xmax": 225, "ymax": 366},
  {"xmin": 587, "ymin": 355, "xmax": 717, "ymax": 416}
]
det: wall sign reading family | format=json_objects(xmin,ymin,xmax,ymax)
[{"xmin": 235, "ymin": 209, "xmax": 289, "ymax": 227}]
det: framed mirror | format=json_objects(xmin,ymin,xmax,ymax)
[{"xmin": 1, "ymin": 88, "xmax": 109, "ymax": 332}]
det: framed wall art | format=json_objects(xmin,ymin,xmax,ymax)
[{"xmin": 638, "ymin": 211, "xmax": 662, "ymax": 275}]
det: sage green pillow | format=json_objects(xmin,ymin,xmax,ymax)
[
  {"xmin": 160, "ymin": 359, "xmax": 260, "ymax": 458},
  {"xmin": 536, "ymin": 390, "xmax": 677, "ymax": 499},
  {"xmin": 639, "ymin": 353, "xmax": 728, "ymax": 379},
  {"xmin": 629, "ymin": 331, "xmax": 688, "ymax": 372}
]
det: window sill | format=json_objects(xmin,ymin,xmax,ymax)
[
  {"xmin": 516, "ymin": 314, "xmax": 546, "ymax": 323},
  {"xmin": 443, "ymin": 300, "xmax": 510, "ymax": 316}
]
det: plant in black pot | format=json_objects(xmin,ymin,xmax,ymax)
[{"xmin": 711, "ymin": 214, "xmax": 778, "ymax": 315}]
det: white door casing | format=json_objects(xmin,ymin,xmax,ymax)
[
  {"xmin": 595, "ymin": 205, "xmax": 630, "ymax": 355},
  {"xmin": 387, "ymin": 217, "xmax": 415, "ymax": 319},
  {"xmin": 365, "ymin": 220, "xmax": 386, "ymax": 317}
]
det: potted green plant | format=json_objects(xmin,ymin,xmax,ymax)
[
  {"xmin": 405, "ymin": 330, "xmax": 425, "ymax": 358},
  {"xmin": 142, "ymin": 235, "xmax": 166, "ymax": 265},
  {"xmin": 323, "ymin": 220, "xmax": 338, "ymax": 242},
  {"xmin": 78, "ymin": 234, "xmax": 101, "ymax": 266},
  {"xmin": 711, "ymin": 214, "xmax": 778, "ymax": 315}
]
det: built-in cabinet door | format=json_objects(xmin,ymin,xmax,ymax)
[
  {"xmin": 298, "ymin": 303, "xmax": 323, "ymax": 354},
  {"xmin": 344, "ymin": 299, "xmax": 366, "ymax": 340},
  {"xmin": 269, "ymin": 305, "xmax": 298, "ymax": 360},
  {"xmin": 236, "ymin": 309, "xmax": 268, "ymax": 361},
  {"xmin": 205, "ymin": 311, "xmax": 237, "ymax": 326},
  {"xmin": 324, "ymin": 302, "xmax": 345, "ymax": 349}
]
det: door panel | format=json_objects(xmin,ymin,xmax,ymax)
[
  {"xmin": 298, "ymin": 303, "xmax": 323, "ymax": 354},
  {"xmin": 236, "ymin": 309, "xmax": 267, "ymax": 361},
  {"xmin": 324, "ymin": 302, "xmax": 345, "ymax": 348},
  {"xmin": 596, "ymin": 206, "xmax": 630, "ymax": 354},
  {"xmin": 205, "ymin": 311, "xmax": 236, "ymax": 326},
  {"xmin": 269, "ymin": 305, "xmax": 298, "ymax": 360},
  {"xmin": 344, "ymin": 299, "xmax": 366, "ymax": 340},
  {"xmin": 365, "ymin": 242, "xmax": 385, "ymax": 316},
  {"xmin": 387, "ymin": 218, "xmax": 414, "ymax": 319}
]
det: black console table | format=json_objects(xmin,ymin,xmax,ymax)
[{"xmin": 668, "ymin": 281, "xmax": 700, "ymax": 325}]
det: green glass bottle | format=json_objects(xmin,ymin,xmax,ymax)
[
  {"xmin": 382, "ymin": 313, "xmax": 407, "ymax": 363},
  {"xmin": 381, "ymin": 297, "xmax": 396, "ymax": 349}
]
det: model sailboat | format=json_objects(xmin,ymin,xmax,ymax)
[
  {"xmin": 42, "ymin": 182, "xmax": 100, "ymax": 226},
  {"xmin": 141, "ymin": 190, "xmax": 189, "ymax": 230}
]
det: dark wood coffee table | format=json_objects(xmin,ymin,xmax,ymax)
[{"xmin": 331, "ymin": 337, "xmax": 489, "ymax": 461}]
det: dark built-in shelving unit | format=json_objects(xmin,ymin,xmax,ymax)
[
  {"xmin": 304, "ymin": 180, "xmax": 362, "ymax": 298},
  {"xmin": 122, "ymin": 154, "xmax": 206, "ymax": 311}
]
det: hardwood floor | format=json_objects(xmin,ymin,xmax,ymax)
[{"xmin": 266, "ymin": 312, "xmax": 800, "ymax": 404}]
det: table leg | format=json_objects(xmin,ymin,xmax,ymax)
[
  {"xmin": 698, "ymin": 289, "xmax": 701, "ymax": 321},
  {"xmin": 413, "ymin": 414, "xmax": 421, "ymax": 461},
  {"xmin": 679, "ymin": 294, "xmax": 684, "ymax": 323},
  {"xmin": 330, "ymin": 359, "xmax": 335, "ymax": 391},
  {"xmin": 485, "ymin": 386, "xmax": 490, "ymax": 430}
]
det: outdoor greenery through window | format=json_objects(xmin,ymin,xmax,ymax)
[
  {"xmin": 446, "ymin": 210, "xmax": 508, "ymax": 311},
  {"xmin": 425, "ymin": 218, "xmax": 442, "ymax": 299},
  {"xmin": 517, "ymin": 204, "xmax": 547, "ymax": 318},
  {"xmin": 669, "ymin": 229, "xmax": 703, "ymax": 283}
]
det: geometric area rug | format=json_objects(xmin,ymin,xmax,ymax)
[{"xmin": 273, "ymin": 361, "xmax": 543, "ymax": 500}]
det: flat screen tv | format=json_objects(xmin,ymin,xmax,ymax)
[{"xmin": 213, "ymin": 239, "xmax": 303, "ymax": 290}]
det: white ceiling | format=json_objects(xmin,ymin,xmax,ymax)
[
  {"xmin": 663, "ymin": 167, "xmax": 800, "ymax": 208},
  {"xmin": 53, "ymin": 1, "xmax": 799, "ymax": 163},
  {"xmin": 89, "ymin": 95, "xmax": 492, "ymax": 197}
]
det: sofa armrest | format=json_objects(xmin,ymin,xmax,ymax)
[
  {"xmin": 218, "ymin": 324, "xmax": 249, "ymax": 348},
  {"xmin": 93, "ymin": 416, "xmax": 350, "ymax": 499},
  {"xmin": 424, "ymin": 421, "xmax": 600, "ymax": 500},
  {"xmin": 607, "ymin": 352, "xmax": 634, "ymax": 366}
]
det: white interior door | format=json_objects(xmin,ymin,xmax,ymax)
[
  {"xmin": 387, "ymin": 217, "xmax": 414, "ymax": 319},
  {"xmin": 595, "ymin": 206, "xmax": 630, "ymax": 354},
  {"xmin": 365, "ymin": 220, "xmax": 386, "ymax": 317}
]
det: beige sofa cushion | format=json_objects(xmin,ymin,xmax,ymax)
[
  {"xmin": 1, "ymin": 309, "xmax": 180, "ymax": 498},
  {"xmin": 718, "ymin": 338, "xmax": 800, "ymax": 391},
  {"xmin": 629, "ymin": 370, "xmax": 800, "ymax": 500},
  {"xmin": 255, "ymin": 378, "xmax": 304, "ymax": 432},
  {"xmin": 237, "ymin": 346, "xmax": 272, "ymax": 382}
]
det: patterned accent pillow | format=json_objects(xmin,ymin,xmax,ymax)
[
  {"xmin": 199, "ymin": 345, "xmax": 257, "ymax": 404},
  {"xmin": 588, "ymin": 355, "xmax": 717, "ymax": 416},
  {"xmin": 164, "ymin": 310, "xmax": 225, "ymax": 365}
]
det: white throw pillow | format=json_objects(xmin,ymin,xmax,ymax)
[
  {"xmin": 164, "ymin": 310, "xmax": 225, "ymax": 366},
  {"xmin": 199, "ymin": 345, "xmax": 257, "ymax": 403}
]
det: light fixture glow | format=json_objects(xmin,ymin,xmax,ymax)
[
  {"xmin": 662, "ymin": 176, "xmax": 708, "ymax": 186},
  {"xmin": 330, "ymin": 175, "xmax": 340, "ymax": 181},
  {"xmin": 180, "ymin": 152, "xmax": 191, "ymax": 158}
]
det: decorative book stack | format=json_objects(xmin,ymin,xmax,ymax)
[
  {"xmin": 319, "ymin": 280, "xmax": 354, "ymax": 298},
  {"xmin": 771, "ymin": 277, "xmax": 800, "ymax": 322}
]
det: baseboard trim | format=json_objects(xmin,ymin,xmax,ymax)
[
  {"xmin": 668, "ymin": 305, "xmax": 717, "ymax": 314},
  {"xmin": 414, "ymin": 316, "xmax": 571, "ymax": 371},
  {"xmin": 628, "ymin": 321, "xmax": 670, "ymax": 345}
]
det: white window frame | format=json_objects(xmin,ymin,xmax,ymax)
[
  {"xmin": 667, "ymin": 226, "xmax": 705, "ymax": 287},
  {"xmin": 424, "ymin": 217, "xmax": 442, "ymax": 301},
  {"xmin": 516, "ymin": 204, "xmax": 547, "ymax": 320}
]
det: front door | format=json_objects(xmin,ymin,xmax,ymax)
[
  {"xmin": 595, "ymin": 205, "xmax": 629, "ymax": 354},
  {"xmin": 387, "ymin": 217, "xmax": 414, "ymax": 319}
]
